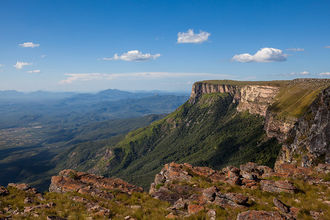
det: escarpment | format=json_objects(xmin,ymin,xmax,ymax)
[{"xmin": 190, "ymin": 79, "xmax": 330, "ymax": 168}]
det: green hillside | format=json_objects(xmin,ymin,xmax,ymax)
[{"xmin": 95, "ymin": 92, "xmax": 282, "ymax": 189}]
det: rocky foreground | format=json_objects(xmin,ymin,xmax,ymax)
[{"xmin": 1, "ymin": 162, "xmax": 329, "ymax": 219}]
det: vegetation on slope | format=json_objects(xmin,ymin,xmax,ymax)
[
  {"xmin": 96, "ymin": 93, "xmax": 282, "ymax": 189},
  {"xmin": 268, "ymin": 79, "xmax": 330, "ymax": 119}
]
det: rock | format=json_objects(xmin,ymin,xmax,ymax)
[
  {"xmin": 130, "ymin": 205, "xmax": 141, "ymax": 209},
  {"xmin": 241, "ymin": 179, "xmax": 258, "ymax": 188},
  {"xmin": 310, "ymin": 211, "xmax": 323, "ymax": 220},
  {"xmin": 7, "ymin": 183, "xmax": 30, "ymax": 191},
  {"xmin": 24, "ymin": 197, "xmax": 33, "ymax": 204},
  {"xmin": 275, "ymin": 163, "xmax": 313, "ymax": 177},
  {"xmin": 315, "ymin": 163, "xmax": 330, "ymax": 174},
  {"xmin": 237, "ymin": 210, "xmax": 287, "ymax": 220},
  {"xmin": 165, "ymin": 212, "xmax": 178, "ymax": 219},
  {"xmin": 214, "ymin": 193, "xmax": 247, "ymax": 209},
  {"xmin": 289, "ymin": 207, "xmax": 300, "ymax": 218},
  {"xmin": 201, "ymin": 186, "xmax": 218, "ymax": 202},
  {"xmin": 207, "ymin": 209, "xmax": 216, "ymax": 220},
  {"xmin": 151, "ymin": 187, "xmax": 181, "ymax": 204},
  {"xmin": 0, "ymin": 186, "xmax": 9, "ymax": 196},
  {"xmin": 47, "ymin": 216, "xmax": 67, "ymax": 220},
  {"xmin": 224, "ymin": 193, "xmax": 248, "ymax": 205},
  {"xmin": 187, "ymin": 204, "xmax": 204, "ymax": 214},
  {"xmin": 273, "ymin": 198, "xmax": 290, "ymax": 213},
  {"xmin": 49, "ymin": 169, "xmax": 142, "ymax": 199},
  {"xmin": 260, "ymin": 180, "xmax": 297, "ymax": 194},
  {"xmin": 172, "ymin": 198, "xmax": 187, "ymax": 210}
]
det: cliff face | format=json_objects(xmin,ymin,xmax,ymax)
[
  {"xmin": 190, "ymin": 82, "xmax": 279, "ymax": 116},
  {"xmin": 190, "ymin": 80, "xmax": 330, "ymax": 167},
  {"xmin": 276, "ymin": 87, "xmax": 330, "ymax": 167},
  {"xmin": 190, "ymin": 82, "xmax": 280, "ymax": 116},
  {"xmin": 237, "ymin": 85, "xmax": 280, "ymax": 116}
]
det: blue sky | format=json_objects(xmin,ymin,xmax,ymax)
[{"xmin": 0, "ymin": 0, "xmax": 330, "ymax": 92}]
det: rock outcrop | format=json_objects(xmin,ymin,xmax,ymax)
[
  {"xmin": 49, "ymin": 169, "xmax": 143, "ymax": 197},
  {"xmin": 190, "ymin": 82, "xmax": 280, "ymax": 116},
  {"xmin": 1, "ymin": 162, "xmax": 329, "ymax": 219}
]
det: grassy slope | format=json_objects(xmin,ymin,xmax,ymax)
[{"xmin": 97, "ymin": 93, "xmax": 281, "ymax": 189}]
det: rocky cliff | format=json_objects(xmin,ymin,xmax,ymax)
[
  {"xmin": 190, "ymin": 81, "xmax": 280, "ymax": 116},
  {"xmin": 276, "ymin": 86, "xmax": 330, "ymax": 167},
  {"xmin": 190, "ymin": 79, "xmax": 330, "ymax": 167}
]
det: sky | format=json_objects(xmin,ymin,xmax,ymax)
[{"xmin": 0, "ymin": 0, "xmax": 330, "ymax": 92}]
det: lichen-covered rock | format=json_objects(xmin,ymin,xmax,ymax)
[
  {"xmin": 187, "ymin": 204, "xmax": 204, "ymax": 214},
  {"xmin": 273, "ymin": 198, "xmax": 290, "ymax": 213},
  {"xmin": 237, "ymin": 210, "xmax": 287, "ymax": 220},
  {"xmin": 49, "ymin": 169, "xmax": 143, "ymax": 199},
  {"xmin": 8, "ymin": 183, "xmax": 31, "ymax": 191},
  {"xmin": 260, "ymin": 180, "xmax": 297, "ymax": 194}
]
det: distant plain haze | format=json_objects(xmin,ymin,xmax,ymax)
[{"xmin": 0, "ymin": 0, "xmax": 330, "ymax": 92}]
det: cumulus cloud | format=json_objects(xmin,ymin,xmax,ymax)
[
  {"xmin": 14, "ymin": 61, "xmax": 32, "ymax": 69},
  {"xmin": 59, "ymin": 72, "xmax": 230, "ymax": 84},
  {"xmin": 177, "ymin": 29, "xmax": 210, "ymax": 44},
  {"xmin": 319, "ymin": 72, "xmax": 330, "ymax": 76},
  {"xmin": 232, "ymin": 48, "xmax": 288, "ymax": 63},
  {"xmin": 102, "ymin": 50, "xmax": 160, "ymax": 62},
  {"xmin": 286, "ymin": 48, "xmax": 304, "ymax": 52},
  {"xmin": 19, "ymin": 42, "xmax": 40, "ymax": 48},
  {"xmin": 27, "ymin": 69, "xmax": 40, "ymax": 73}
]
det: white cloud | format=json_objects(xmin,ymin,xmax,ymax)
[
  {"xmin": 27, "ymin": 69, "xmax": 40, "ymax": 73},
  {"xmin": 0, "ymin": 64, "xmax": 3, "ymax": 67},
  {"xmin": 14, "ymin": 61, "xmax": 32, "ymax": 69},
  {"xmin": 300, "ymin": 71, "xmax": 309, "ymax": 75},
  {"xmin": 59, "ymin": 72, "xmax": 231, "ymax": 84},
  {"xmin": 319, "ymin": 72, "xmax": 330, "ymax": 76},
  {"xmin": 41, "ymin": 54, "xmax": 47, "ymax": 58},
  {"xmin": 289, "ymin": 71, "xmax": 310, "ymax": 75},
  {"xmin": 19, "ymin": 42, "xmax": 40, "ymax": 48},
  {"xmin": 286, "ymin": 48, "xmax": 304, "ymax": 52},
  {"xmin": 325, "ymin": 46, "xmax": 330, "ymax": 49},
  {"xmin": 102, "ymin": 50, "xmax": 160, "ymax": 62},
  {"xmin": 177, "ymin": 29, "xmax": 210, "ymax": 44},
  {"xmin": 232, "ymin": 48, "xmax": 288, "ymax": 63}
]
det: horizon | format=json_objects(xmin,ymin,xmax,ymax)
[
  {"xmin": 1, "ymin": 0, "xmax": 330, "ymax": 92},
  {"xmin": 0, "ymin": 77, "xmax": 327, "ymax": 93}
]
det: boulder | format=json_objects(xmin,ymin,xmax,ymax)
[
  {"xmin": 273, "ymin": 198, "xmax": 290, "ymax": 213},
  {"xmin": 49, "ymin": 169, "xmax": 143, "ymax": 199},
  {"xmin": 224, "ymin": 193, "xmax": 248, "ymax": 205},
  {"xmin": 7, "ymin": 183, "xmax": 30, "ymax": 191},
  {"xmin": 201, "ymin": 186, "xmax": 218, "ymax": 202},
  {"xmin": 187, "ymin": 204, "xmax": 204, "ymax": 214},
  {"xmin": 260, "ymin": 180, "xmax": 297, "ymax": 194},
  {"xmin": 47, "ymin": 216, "xmax": 67, "ymax": 220},
  {"xmin": 237, "ymin": 210, "xmax": 287, "ymax": 220}
]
